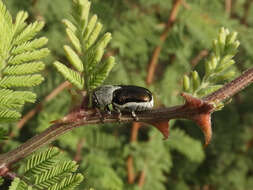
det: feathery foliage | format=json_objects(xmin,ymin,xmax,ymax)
[
  {"xmin": 8, "ymin": 178, "xmax": 32, "ymax": 190},
  {"xmin": 183, "ymin": 28, "xmax": 239, "ymax": 109},
  {"xmin": 1, "ymin": 1, "xmax": 253, "ymax": 190},
  {"xmin": 0, "ymin": 0, "xmax": 49, "ymax": 122},
  {"xmin": 9, "ymin": 147, "xmax": 84, "ymax": 190},
  {"xmin": 53, "ymin": 0, "xmax": 115, "ymax": 94}
]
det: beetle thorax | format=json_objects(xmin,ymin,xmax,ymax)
[{"xmin": 93, "ymin": 85, "xmax": 121, "ymax": 107}]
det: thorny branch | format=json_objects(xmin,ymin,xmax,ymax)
[{"xmin": 0, "ymin": 67, "xmax": 253, "ymax": 177}]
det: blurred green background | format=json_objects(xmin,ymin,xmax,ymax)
[{"xmin": 2, "ymin": 0, "xmax": 253, "ymax": 189}]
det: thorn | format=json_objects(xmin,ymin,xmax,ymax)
[
  {"xmin": 147, "ymin": 120, "xmax": 170, "ymax": 139},
  {"xmin": 181, "ymin": 92, "xmax": 214, "ymax": 146}
]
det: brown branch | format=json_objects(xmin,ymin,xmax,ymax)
[
  {"xmin": 127, "ymin": 122, "xmax": 141, "ymax": 184},
  {"xmin": 225, "ymin": 0, "xmax": 232, "ymax": 16},
  {"xmin": 146, "ymin": 0, "xmax": 182, "ymax": 85},
  {"xmin": 127, "ymin": 156, "xmax": 135, "ymax": 184},
  {"xmin": 203, "ymin": 68, "xmax": 253, "ymax": 102},
  {"xmin": 74, "ymin": 138, "xmax": 85, "ymax": 162},
  {"xmin": 138, "ymin": 166, "xmax": 146, "ymax": 188},
  {"xmin": 0, "ymin": 95, "xmax": 212, "ymax": 174},
  {"xmin": 0, "ymin": 67, "xmax": 253, "ymax": 176}
]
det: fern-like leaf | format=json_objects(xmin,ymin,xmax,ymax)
[
  {"xmin": 54, "ymin": 61, "xmax": 84, "ymax": 90},
  {"xmin": 0, "ymin": 75, "xmax": 44, "ymax": 88},
  {"xmin": 0, "ymin": 109, "xmax": 21, "ymax": 122},
  {"xmin": 48, "ymin": 174, "xmax": 84, "ymax": 190},
  {"xmin": 66, "ymin": 28, "xmax": 81, "ymax": 54},
  {"xmin": 54, "ymin": 0, "xmax": 115, "ymax": 94},
  {"xmin": 0, "ymin": 0, "xmax": 49, "ymax": 122},
  {"xmin": 183, "ymin": 28, "xmax": 239, "ymax": 109},
  {"xmin": 3, "ymin": 61, "xmax": 45, "ymax": 75},
  {"xmin": 11, "ymin": 37, "xmax": 48, "ymax": 55},
  {"xmin": 34, "ymin": 161, "xmax": 78, "ymax": 189},
  {"xmin": 13, "ymin": 21, "xmax": 44, "ymax": 45},
  {"xmin": 8, "ymin": 178, "xmax": 32, "ymax": 190},
  {"xmin": 167, "ymin": 129, "xmax": 205, "ymax": 163},
  {"xmin": 25, "ymin": 147, "xmax": 60, "ymax": 175},
  {"xmin": 0, "ymin": 89, "xmax": 36, "ymax": 109},
  {"xmin": 63, "ymin": 45, "xmax": 83, "ymax": 72},
  {"xmin": 8, "ymin": 48, "xmax": 49, "ymax": 65},
  {"xmin": 13, "ymin": 11, "xmax": 28, "ymax": 37},
  {"xmin": 89, "ymin": 56, "xmax": 115, "ymax": 89}
]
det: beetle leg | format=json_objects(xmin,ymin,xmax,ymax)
[
  {"xmin": 113, "ymin": 106, "xmax": 122, "ymax": 122},
  {"xmin": 95, "ymin": 107, "xmax": 105, "ymax": 123},
  {"xmin": 131, "ymin": 111, "xmax": 139, "ymax": 121},
  {"xmin": 104, "ymin": 105, "xmax": 111, "ymax": 115}
]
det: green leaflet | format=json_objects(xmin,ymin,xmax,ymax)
[
  {"xmin": 0, "ymin": 0, "xmax": 48, "ymax": 122},
  {"xmin": 0, "ymin": 89, "xmax": 36, "ymax": 109},
  {"xmin": 21, "ymin": 147, "xmax": 84, "ymax": 190},
  {"xmin": 0, "ymin": 75, "xmax": 44, "ymax": 88},
  {"xmin": 12, "ymin": 21, "xmax": 45, "ymax": 45},
  {"xmin": 3, "ymin": 61, "xmax": 45, "ymax": 75},
  {"xmin": 48, "ymin": 174, "xmax": 84, "ymax": 190},
  {"xmin": 167, "ymin": 128, "xmax": 205, "ymax": 163},
  {"xmin": 182, "ymin": 28, "xmax": 239, "ymax": 109},
  {"xmin": 54, "ymin": 61, "xmax": 84, "ymax": 90},
  {"xmin": 63, "ymin": 45, "xmax": 84, "ymax": 72},
  {"xmin": 8, "ymin": 48, "xmax": 49, "ymax": 65},
  {"xmin": 9, "ymin": 178, "xmax": 32, "ymax": 190},
  {"xmin": 25, "ymin": 147, "xmax": 60, "ymax": 174},
  {"xmin": 54, "ymin": 0, "xmax": 115, "ymax": 94}
]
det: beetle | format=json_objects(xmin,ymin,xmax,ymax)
[{"xmin": 92, "ymin": 85, "xmax": 154, "ymax": 120}]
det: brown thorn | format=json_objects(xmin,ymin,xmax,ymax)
[{"xmin": 146, "ymin": 0, "xmax": 182, "ymax": 85}]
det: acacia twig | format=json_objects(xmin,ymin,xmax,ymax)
[{"xmin": 0, "ymin": 67, "xmax": 253, "ymax": 176}]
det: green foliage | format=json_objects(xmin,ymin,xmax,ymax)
[
  {"xmin": 8, "ymin": 178, "xmax": 32, "ymax": 190},
  {"xmin": 53, "ymin": 0, "xmax": 115, "ymax": 93},
  {"xmin": 0, "ymin": 0, "xmax": 49, "ymax": 122},
  {"xmin": 9, "ymin": 147, "xmax": 84, "ymax": 190},
  {"xmin": 1, "ymin": 1, "xmax": 253, "ymax": 190},
  {"xmin": 167, "ymin": 128, "xmax": 205, "ymax": 163},
  {"xmin": 183, "ymin": 28, "xmax": 239, "ymax": 109},
  {"xmin": 0, "ymin": 177, "xmax": 4, "ymax": 186},
  {"xmin": 0, "ymin": 126, "xmax": 8, "ymax": 141}
]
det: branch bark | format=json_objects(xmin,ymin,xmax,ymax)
[{"xmin": 0, "ymin": 67, "xmax": 253, "ymax": 176}]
